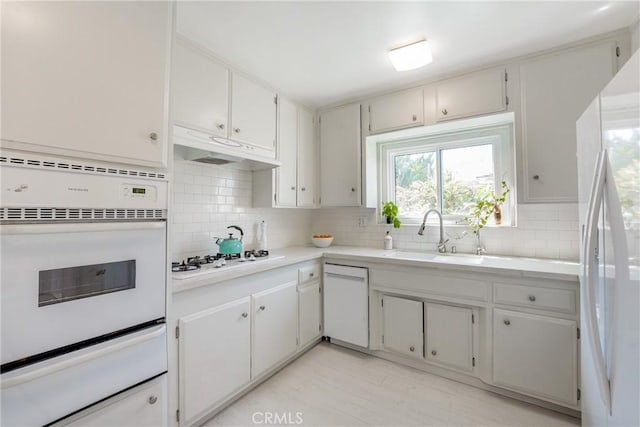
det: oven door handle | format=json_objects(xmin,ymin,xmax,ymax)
[
  {"xmin": 0, "ymin": 221, "xmax": 165, "ymax": 235},
  {"xmin": 1, "ymin": 324, "xmax": 166, "ymax": 389}
]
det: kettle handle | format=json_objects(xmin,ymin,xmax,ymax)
[{"xmin": 227, "ymin": 225, "xmax": 244, "ymax": 242}]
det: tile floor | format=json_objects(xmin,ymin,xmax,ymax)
[{"xmin": 205, "ymin": 342, "xmax": 580, "ymax": 427}]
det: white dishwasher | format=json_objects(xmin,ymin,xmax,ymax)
[{"xmin": 323, "ymin": 263, "xmax": 369, "ymax": 348}]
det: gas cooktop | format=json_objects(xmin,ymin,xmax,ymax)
[{"xmin": 172, "ymin": 250, "xmax": 284, "ymax": 280}]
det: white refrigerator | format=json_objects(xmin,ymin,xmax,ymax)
[{"xmin": 576, "ymin": 49, "xmax": 639, "ymax": 427}]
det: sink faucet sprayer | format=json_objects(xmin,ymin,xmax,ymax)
[{"xmin": 418, "ymin": 209, "xmax": 449, "ymax": 253}]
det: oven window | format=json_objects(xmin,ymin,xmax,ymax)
[{"xmin": 39, "ymin": 260, "xmax": 136, "ymax": 306}]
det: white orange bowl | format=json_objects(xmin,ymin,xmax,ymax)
[{"xmin": 311, "ymin": 235, "xmax": 334, "ymax": 248}]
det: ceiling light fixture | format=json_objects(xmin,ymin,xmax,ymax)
[{"xmin": 388, "ymin": 39, "xmax": 432, "ymax": 71}]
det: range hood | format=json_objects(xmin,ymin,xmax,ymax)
[{"xmin": 173, "ymin": 125, "xmax": 281, "ymax": 170}]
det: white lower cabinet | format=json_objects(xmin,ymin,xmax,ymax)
[
  {"xmin": 382, "ymin": 296, "xmax": 423, "ymax": 359},
  {"xmin": 425, "ymin": 303, "xmax": 474, "ymax": 372},
  {"xmin": 493, "ymin": 308, "xmax": 578, "ymax": 406},
  {"xmin": 252, "ymin": 281, "xmax": 299, "ymax": 378},
  {"xmin": 178, "ymin": 298, "xmax": 251, "ymax": 425},
  {"xmin": 298, "ymin": 281, "xmax": 322, "ymax": 348},
  {"xmin": 62, "ymin": 375, "xmax": 167, "ymax": 426}
]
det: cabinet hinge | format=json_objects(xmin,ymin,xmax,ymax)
[
  {"xmin": 506, "ymin": 96, "xmax": 510, "ymax": 106},
  {"xmin": 472, "ymin": 314, "xmax": 475, "ymax": 324},
  {"xmin": 505, "ymin": 71, "xmax": 508, "ymax": 82},
  {"xmin": 577, "ymin": 388, "xmax": 581, "ymax": 401},
  {"xmin": 382, "ymin": 335, "xmax": 384, "ymax": 344},
  {"xmin": 368, "ymin": 105, "xmax": 371, "ymax": 113},
  {"xmin": 176, "ymin": 409, "xmax": 180, "ymax": 422},
  {"xmin": 616, "ymin": 46, "xmax": 620, "ymax": 57},
  {"xmin": 175, "ymin": 326, "xmax": 179, "ymax": 339},
  {"xmin": 577, "ymin": 327, "xmax": 580, "ymax": 340},
  {"xmin": 368, "ymin": 123, "xmax": 371, "ymax": 132},
  {"xmin": 381, "ymin": 299, "xmax": 384, "ymax": 307},
  {"xmin": 296, "ymin": 337, "xmax": 299, "ymax": 346},
  {"xmin": 319, "ymin": 324, "xmax": 322, "ymax": 332},
  {"xmin": 274, "ymin": 193, "xmax": 277, "ymax": 203},
  {"xmin": 472, "ymin": 357, "xmax": 476, "ymax": 367},
  {"xmin": 274, "ymin": 95, "xmax": 278, "ymax": 105}
]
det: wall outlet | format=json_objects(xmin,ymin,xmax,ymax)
[{"xmin": 357, "ymin": 216, "xmax": 368, "ymax": 227}]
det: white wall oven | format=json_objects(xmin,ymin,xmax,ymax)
[{"xmin": 0, "ymin": 153, "xmax": 169, "ymax": 426}]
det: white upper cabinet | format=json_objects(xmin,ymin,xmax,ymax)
[
  {"xmin": 436, "ymin": 68, "xmax": 507, "ymax": 121},
  {"xmin": 368, "ymin": 88, "xmax": 424, "ymax": 134},
  {"xmin": 231, "ymin": 74, "xmax": 277, "ymax": 152},
  {"xmin": 382, "ymin": 296, "xmax": 424, "ymax": 359},
  {"xmin": 171, "ymin": 40, "xmax": 229, "ymax": 138},
  {"xmin": 297, "ymin": 108, "xmax": 317, "ymax": 207},
  {"xmin": 319, "ymin": 103, "xmax": 362, "ymax": 207},
  {"xmin": 519, "ymin": 40, "xmax": 617, "ymax": 202},
  {"xmin": 276, "ymin": 97, "xmax": 298, "ymax": 207},
  {"xmin": 253, "ymin": 100, "xmax": 317, "ymax": 208},
  {"xmin": 1, "ymin": 1, "xmax": 171, "ymax": 168}
]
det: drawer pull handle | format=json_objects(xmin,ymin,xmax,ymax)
[
  {"xmin": 310, "ymin": 272, "xmax": 314, "ymax": 277},
  {"xmin": 259, "ymin": 305, "xmax": 266, "ymax": 311},
  {"xmin": 431, "ymin": 350, "xmax": 437, "ymax": 356},
  {"xmin": 242, "ymin": 312, "xmax": 248, "ymax": 318},
  {"xmin": 217, "ymin": 123, "xmax": 225, "ymax": 130},
  {"xmin": 148, "ymin": 396, "xmax": 158, "ymax": 405},
  {"xmin": 533, "ymin": 174, "xmax": 540, "ymax": 180},
  {"xmin": 528, "ymin": 295, "xmax": 537, "ymax": 302},
  {"xmin": 504, "ymin": 319, "xmax": 511, "ymax": 326},
  {"xmin": 410, "ymin": 346, "xmax": 415, "ymax": 352},
  {"xmin": 149, "ymin": 132, "xmax": 158, "ymax": 141},
  {"xmin": 412, "ymin": 114, "xmax": 417, "ymax": 121}
]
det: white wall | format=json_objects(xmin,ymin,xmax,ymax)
[
  {"xmin": 171, "ymin": 152, "xmax": 313, "ymax": 262},
  {"xmin": 631, "ymin": 19, "xmax": 640, "ymax": 54},
  {"xmin": 311, "ymin": 203, "xmax": 579, "ymax": 260}
]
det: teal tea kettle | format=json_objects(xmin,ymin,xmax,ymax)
[{"xmin": 215, "ymin": 225, "xmax": 244, "ymax": 255}]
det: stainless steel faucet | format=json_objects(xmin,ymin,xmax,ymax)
[{"xmin": 418, "ymin": 209, "xmax": 449, "ymax": 253}]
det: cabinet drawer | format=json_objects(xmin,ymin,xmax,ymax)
[
  {"xmin": 298, "ymin": 264, "xmax": 321, "ymax": 284},
  {"xmin": 493, "ymin": 283, "xmax": 576, "ymax": 314}
]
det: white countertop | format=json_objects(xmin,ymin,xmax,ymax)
[{"xmin": 172, "ymin": 246, "xmax": 580, "ymax": 294}]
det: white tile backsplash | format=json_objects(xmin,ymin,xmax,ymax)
[
  {"xmin": 171, "ymin": 156, "xmax": 313, "ymax": 262},
  {"xmin": 172, "ymin": 153, "xmax": 580, "ymax": 261},
  {"xmin": 310, "ymin": 203, "xmax": 580, "ymax": 261}
]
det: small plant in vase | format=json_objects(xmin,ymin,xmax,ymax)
[
  {"xmin": 381, "ymin": 201, "xmax": 401, "ymax": 228},
  {"xmin": 464, "ymin": 181, "xmax": 510, "ymax": 253}
]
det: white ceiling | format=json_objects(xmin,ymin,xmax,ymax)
[{"xmin": 176, "ymin": 1, "xmax": 639, "ymax": 109}]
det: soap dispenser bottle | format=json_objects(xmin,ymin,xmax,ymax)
[{"xmin": 384, "ymin": 231, "xmax": 393, "ymax": 250}]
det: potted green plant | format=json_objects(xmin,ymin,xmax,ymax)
[
  {"xmin": 381, "ymin": 201, "xmax": 401, "ymax": 228},
  {"xmin": 464, "ymin": 181, "xmax": 510, "ymax": 234}
]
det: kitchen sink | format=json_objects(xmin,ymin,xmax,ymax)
[{"xmin": 384, "ymin": 251, "xmax": 484, "ymax": 265}]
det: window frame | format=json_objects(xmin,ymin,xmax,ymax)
[{"xmin": 378, "ymin": 122, "xmax": 515, "ymax": 226}]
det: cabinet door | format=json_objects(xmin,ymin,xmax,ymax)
[
  {"xmin": 493, "ymin": 309, "xmax": 578, "ymax": 406},
  {"xmin": 382, "ymin": 296, "xmax": 423, "ymax": 359},
  {"xmin": 276, "ymin": 97, "xmax": 298, "ymax": 207},
  {"xmin": 298, "ymin": 281, "xmax": 322, "ymax": 348},
  {"xmin": 297, "ymin": 108, "xmax": 317, "ymax": 207},
  {"xmin": 319, "ymin": 103, "xmax": 362, "ymax": 207},
  {"xmin": 436, "ymin": 68, "xmax": 506, "ymax": 121},
  {"xmin": 425, "ymin": 303, "xmax": 473, "ymax": 371},
  {"xmin": 519, "ymin": 41, "xmax": 616, "ymax": 202},
  {"xmin": 1, "ymin": 2, "xmax": 171, "ymax": 167},
  {"xmin": 230, "ymin": 73, "xmax": 277, "ymax": 153},
  {"xmin": 178, "ymin": 298, "xmax": 251, "ymax": 425},
  {"xmin": 64, "ymin": 375, "xmax": 166, "ymax": 427},
  {"xmin": 323, "ymin": 265, "xmax": 368, "ymax": 347},
  {"xmin": 369, "ymin": 88, "xmax": 424, "ymax": 134},
  {"xmin": 171, "ymin": 40, "xmax": 229, "ymax": 138},
  {"xmin": 252, "ymin": 281, "xmax": 298, "ymax": 378}
]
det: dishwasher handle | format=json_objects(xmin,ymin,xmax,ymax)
[{"xmin": 325, "ymin": 272, "xmax": 366, "ymax": 282}]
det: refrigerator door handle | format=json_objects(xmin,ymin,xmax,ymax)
[{"xmin": 582, "ymin": 150, "xmax": 611, "ymax": 412}]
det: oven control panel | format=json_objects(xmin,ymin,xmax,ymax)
[{"xmin": 121, "ymin": 184, "xmax": 157, "ymax": 201}]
